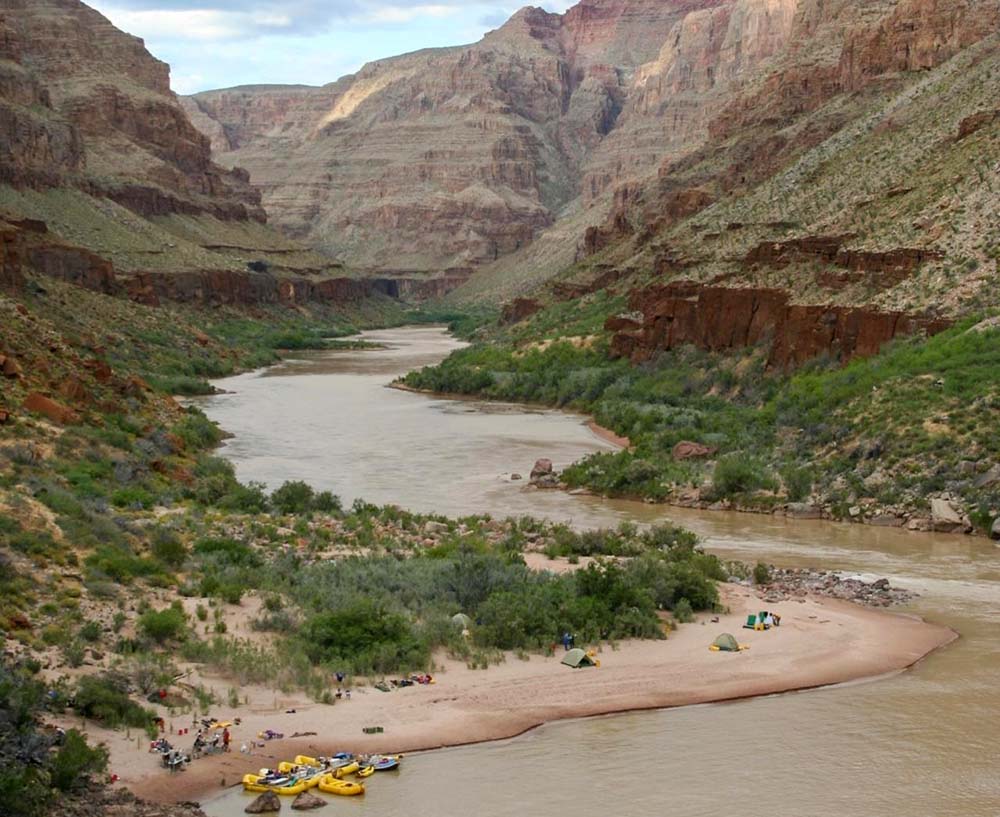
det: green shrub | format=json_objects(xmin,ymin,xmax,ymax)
[
  {"xmin": 753, "ymin": 562, "xmax": 771, "ymax": 586},
  {"xmin": 673, "ymin": 598, "xmax": 694, "ymax": 623},
  {"xmin": 302, "ymin": 599, "xmax": 429, "ymax": 674},
  {"xmin": 312, "ymin": 491, "xmax": 343, "ymax": 514},
  {"xmin": 73, "ymin": 673, "xmax": 154, "ymax": 731},
  {"xmin": 111, "ymin": 487, "xmax": 156, "ymax": 510},
  {"xmin": 78, "ymin": 621, "xmax": 102, "ymax": 643},
  {"xmin": 85, "ymin": 546, "xmax": 161, "ymax": 584},
  {"xmin": 218, "ymin": 481, "xmax": 270, "ymax": 513},
  {"xmin": 193, "ymin": 537, "xmax": 260, "ymax": 568},
  {"xmin": 49, "ymin": 730, "xmax": 109, "ymax": 792},
  {"xmin": 173, "ymin": 409, "xmax": 223, "ymax": 451},
  {"xmin": 150, "ymin": 527, "xmax": 187, "ymax": 568},
  {"xmin": 138, "ymin": 605, "xmax": 187, "ymax": 644},
  {"xmin": 271, "ymin": 481, "xmax": 315, "ymax": 514},
  {"xmin": 712, "ymin": 454, "xmax": 777, "ymax": 497}
]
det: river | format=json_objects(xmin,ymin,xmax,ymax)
[{"xmin": 193, "ymin": 327, "xmax": 1000, "ymax": 817}]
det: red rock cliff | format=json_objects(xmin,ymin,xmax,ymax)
[{"xmin": 609, "ymin": 282, "xmax": 952, "ymax": 367}]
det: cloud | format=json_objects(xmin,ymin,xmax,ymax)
[
  {"xmin": 88, "ymin": 0, "xmax": 500, "ymax": 40},
  {"xmin": 84, "ymin": 1, "xmax": 581, "ymax": 93}
]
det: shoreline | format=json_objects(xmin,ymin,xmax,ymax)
[
  {"xmin": 117, "ymin": 585, "xmax": 956, "ymax": 805},
  {"xmin": 389, "ymin": 381, "xmax": 989, "ymax": 539}
]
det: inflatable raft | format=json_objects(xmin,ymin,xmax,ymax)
[{"xmin": 317, "ymin": 774, "xmax": 365, "ymax": 796}]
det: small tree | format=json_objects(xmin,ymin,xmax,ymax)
[{"xmin": 271, "ymin": 481, "xmax": 315, "ymax": 514}]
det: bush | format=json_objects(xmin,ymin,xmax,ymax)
[
  {"xmin": 174, "ymin": 409, "xmax": 223, "ymax": 451},
  {"xmin": 111, "ymin": 487, "xmax": 156, "ymax": 510},
  {"xmin": 673, "ymin": 598, "xmax": 694, "ymax": 623},
  {"xmin": 218, "ymin": 481, "xmax": 270, "ymax": 513},
  {"xmin": 271, "ymin": 481, "xmax": 315, "ymax": 514},
  {"xmin": 753, "ymin": 562, "xmax": 771, "ymax": 586},
  {"xmin": 85, "ymin": 546, "xmax": 161, "ymax": 584},
  {"xmin": 193, "ymin": 537, "xmax": 260, "ymax": 568},
  {"xmin": 78, "ymin": 621, "xmax": 102, "ymax": 643},
  {"xmin": 138, "ymin": 605, "xmax": 187, "ymax": 644},
  {"xmin": 74, "ymin": 673, "xmax": 154, "ymax": 731},
  {"xmin": 712, "ymin": 454, "xmax": 777, "ymax": 497},
  {"xmin": 312, "ymin": 491, "xmax": 343, "ymax": 514},
  {"xmin": 49, "ymin": 730, "xmax": 108, "ymax": 793},
  {"xmin": 301, "ymin": 599, "xmax": 428, "ymax": 674},
  {"xmin": 150, "ymin": 527, "xmax": 187, "ymax": 568}
]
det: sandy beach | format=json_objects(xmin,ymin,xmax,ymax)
[{"xmin": 88, "ymin": 581, "xmax": 954, "ymax": 805}]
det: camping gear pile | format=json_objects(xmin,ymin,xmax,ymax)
[
  {"xmin": 743, "ymin": 611, "xmax": 781, "ymax": 631},
  {"xmin": 710, "ymin": 608, "xmax": 784, "ymax": 652},
  {"xmin": 242, "ymin": 752, "xmax": 402, "ymax": 798}
]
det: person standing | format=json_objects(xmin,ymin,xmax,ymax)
[{"xmin": 222, "ymin": 727, "xmax": 231, "ymax": 753}]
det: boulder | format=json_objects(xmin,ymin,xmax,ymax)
[
  {"xmin": 671, "ymin": 441, "xmax": 717, "ymax": 460},
  {"xmin": 0, "ymin": 409, "xmax": 9, "ymax": 424},
  {"xmin": 2, "ymin": 356, "xmax": 22, "ymax": 379},
  {"xmin": 291, "ymin": 792, "xmax": 326, "ymax": 810},
  {"xmin": 974, "ymin": 464, "xmax": 1000, "ymax": 489},
  {"xmin": 246, "ymin": 791, "xmax": 281, "ymax": 814},
  {"xmin": 930, "ymin": 498, "xmax": 970, "ymax": 533},
  {"xmin": 530, "ymin": 459, "xmax": 554, "ymax": 479},
  {"xmin": 786, "ymin": 502, "xmax": 822, "ymax": 519},
  {"xmin": 991, "ymin": 517, "xmax": 1000, "ymax": 542},
  {"xmin": 58, "ymin": 377, "xmax": 90, "ymax": 404},
  {"xmin": 22, "ymin": 392, "xmax": 79, "ymax": 424}
]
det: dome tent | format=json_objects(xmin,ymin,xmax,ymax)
[
  {"xmin": 561, "ymin": 648, "xmax": 597, "ymax": 668},
  {"xmin": 711, "ymin": 633, "xmax": 741, "ymax": 652}
]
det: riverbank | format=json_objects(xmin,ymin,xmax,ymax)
[{"xmin": 117, "ymin": 583, "xmax": 954, "ymax": 805}]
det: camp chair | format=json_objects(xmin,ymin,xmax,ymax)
[{"xmin": 743, "ymin": 614, "xmax": 757, "ymax": 630}]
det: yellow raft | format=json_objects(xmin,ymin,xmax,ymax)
[
  {"xmin": 317, "ymin": 774, "xmax": 365, "ymax": 796},
  {"xmin": 243, "ymin": 767, "xmax": 322, "ymax": 796},
  {"xmin": 355, "ymin": 765, "xmax": 375, "ymax": 779},
  {"xmin": 333, "ymin": 761, "xmax": 360, "ymax": 778}
]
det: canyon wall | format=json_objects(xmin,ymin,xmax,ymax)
[
  {"xmin": 0, "ymin": 0, "xmax": 265, "ymax": 222},
  {"xmin": 608, "ymin": 282, "xmax": 952, "ymax": 367},
  {"xmin": 187, "ymin": 0, "xmax": 801, "ymax": 273}
]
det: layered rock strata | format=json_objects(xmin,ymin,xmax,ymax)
[{"xmin": 608, "ymin": 282, "xmax": 952, "ymax": 367}]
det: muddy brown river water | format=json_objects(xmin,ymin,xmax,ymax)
[{"xmin": 194, "ymin": 327, "xmax": 1000, "ymax": 817}]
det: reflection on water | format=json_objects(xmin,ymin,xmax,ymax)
[{"xmin": 195, "ymin": 327, "xmax": 1000, "ymax": 817}]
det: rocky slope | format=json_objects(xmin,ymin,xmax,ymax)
[
  {"xmin": 0, "ymin": 0, "xmax": 430, "ymax": 306},
  {"xmin": 188, "ymin": 0, "xmax": 1000, "ymax": 337}
]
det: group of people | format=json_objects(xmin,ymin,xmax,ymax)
[{"xmin": 192, "ymin": 726, "xmax": 231, "ymax": 757}]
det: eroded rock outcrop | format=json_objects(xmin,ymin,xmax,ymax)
[
  {"xmin": 609, "ymin": 281, "xmax": 952, "ymax": 367},
  {"xmin": 0, "ymin": 0, "xmax": 264, "ymax": 221}
]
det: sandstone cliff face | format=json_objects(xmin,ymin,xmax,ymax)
[
  {"xmin": 188, "ymin": 0, "xmax": 778, "ymax": 272},
  {"xmin": 0, "ymin": 0, "xmax": 263, "ymax": 221},
  {"xmin": 190, "ymin": 0, "xmax": 998, "ymax": 284},
  {"xmin": 609, "ymin": 281, "xmax": 952, "ymax": 367}
]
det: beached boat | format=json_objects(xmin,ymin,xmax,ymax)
[
  {"xmin": 333, "ymin": 760, "xmax": 360, "ymax": 778},
  {"xmin": 368, "ymin": 754, "xmax": 401, "ymax": 771},
  {"xmin": 355, "ymin": 765, "xmax": 375, "ymax": 778},
  {"xmin": 317, "ymin": 774, "xmax": 365, "ymax": 796},
  {"xmin": 244, "ymin": 767, "xmax": 322, "ymax": 795}
]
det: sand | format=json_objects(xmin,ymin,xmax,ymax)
[{"xmin": 91, "ymin": 583, "xmax": 955, "ymax": 805}]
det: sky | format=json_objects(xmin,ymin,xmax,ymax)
[{"xmin": 87, "ymin": 0, "xmax": 577, "ymax": 94}]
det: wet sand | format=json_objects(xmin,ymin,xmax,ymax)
[{"xmin": 116, "ymin": 584, "xmax": 954, "ymax": 804}]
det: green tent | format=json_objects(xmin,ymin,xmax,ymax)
[
  {"xmin": 561, "ymin": 648, "xmax": 596, "ymax": 668},
  {"xmin": 712, "ymin": 633, "xmax": 741, "ymax": 652}
]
